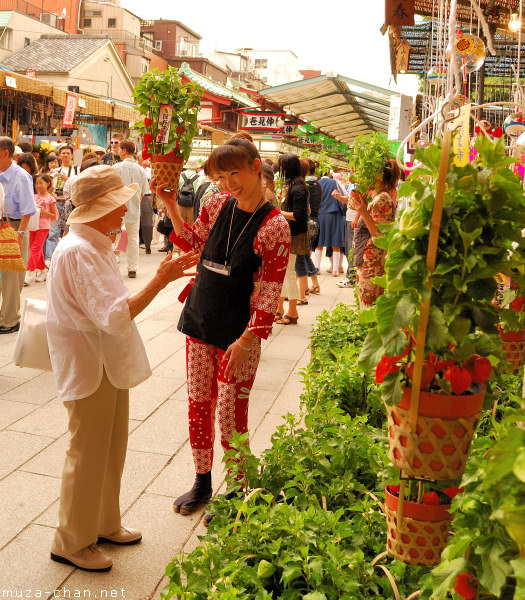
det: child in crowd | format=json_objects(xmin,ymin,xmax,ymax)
[{"xmin": 25, "ymin": 174, "xmax": 56, "ymax": 285}]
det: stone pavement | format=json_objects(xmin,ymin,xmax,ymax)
[{"xmin": 0, "ymin": 248, "xmax": 353, "ymax": 600}]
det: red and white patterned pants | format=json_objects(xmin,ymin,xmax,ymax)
[{"xmin": 186, "ymin": 335, "xmax": 261, "ymax": 474}]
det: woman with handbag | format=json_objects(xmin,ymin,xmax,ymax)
[
  {"xmin": 152, "ymin": 137, "xmax": 290, "ymax": 519},
  {"xmin": 273, "ymin": 153, "xmax": 309, "ymax": 324}
]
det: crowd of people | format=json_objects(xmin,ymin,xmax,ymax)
[{"xmin": 0, "ymin": 130, "xmax": 402, "ymax": 573}]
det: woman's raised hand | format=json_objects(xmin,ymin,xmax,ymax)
[
  {"xmin": 156, "ymin": 251, "xmax": 199, "ymax": 284},
  {"xmin": 150, "ymin": 178, "xmax": 178, "ymax": 212}
]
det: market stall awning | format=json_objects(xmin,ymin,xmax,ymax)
[{"xmin": 259, "ymin": 74, "xmax": 396, "ymax": 144}]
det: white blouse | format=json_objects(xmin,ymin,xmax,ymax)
[{"xmin": 46, "ymin": 224, "xmax": 151, "ymax": 401}]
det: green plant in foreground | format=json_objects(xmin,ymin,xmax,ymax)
[
  {"xmin": 132, "ymin": 66, "xmax": 202, "ymax": 161},
  {"xmin": 359, "ymin": 136, "xmax": 525, "ymax": 405}
]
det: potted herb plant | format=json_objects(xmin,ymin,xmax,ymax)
[
  {"xmin": 132, "ymin": 66, "xmax": 202, "ymax": 188},
  {"xmin": 358, "ymin": 135, "xmax": 525, "ymax": 481},
  {"xmin": 347, "ymin": 132, "xmax": 392, "ymax": 208}
]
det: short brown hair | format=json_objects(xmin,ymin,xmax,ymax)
[
  {"xmin": 207, "ymin": 138, "xmax": 261, "ymax": 178},
  {"xmin": 58, "ymin": 145, "xmax": 73, "ymax": 155},
  {"xmin": 111, "ymin": 132, "xmax": 124, "ymax": 141},
  {"xmin": 119, "ymin": 140, "xmax": 135, "ymax": 155}
]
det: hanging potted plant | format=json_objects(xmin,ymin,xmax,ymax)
[
  {"xmin": 132, "ymin": 66, "xmax": 202, "ymax": 189},
  {"xmin": 384, "ymin": 483, "xmax": 460, "ymax": 567},
  {"xmin": 494, "ymin": 275, "xmax": 525, "ymax": 374},
  {"xmin": 347, "ymin": 132, "xmax": 392, "ymax": 208},
  {"xmin": 358, "ymin": 135, "xmax": 525, "ymax": 481}
]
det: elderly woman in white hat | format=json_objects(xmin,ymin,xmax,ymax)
[{"xmin": 47, "ymin": 165, "xmax": 198, "ymax": 572}]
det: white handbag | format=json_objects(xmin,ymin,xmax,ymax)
[
  {"xmin": 28, "ymin": 203, "xmax": 40, "ymax": 232},
  {"xmin": 13, "ymin": 298, "xmax": 52, "ymax": 371}
]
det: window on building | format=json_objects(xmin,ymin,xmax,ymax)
[
  {"xmin": 141, "ymin": 63, "xmax": 148, "ymax": 74},
  {"xmin": 83, "ymin": 18, "xmax": 91, "ymax": 27},
  {"xmin": 24, "ymin": 37, "xmax": 30, "ymax": 47},
  {"xmin": 84, "ymin": 10, "xmax": 101, "ymax": 16},
  {"xmin": 254, "ymin": 59, "xmax": 267, "ymax": 69},
  {"xmin": 0, "ymin": 27, "xmax": 12, "ymax": 50},
  {"xmin": 154, "ymin": 40, "xmax": 162, "ymax": 51},
  {"xmin": 108, "ymin": 18, "xmax": 116, "ymax": 27}
]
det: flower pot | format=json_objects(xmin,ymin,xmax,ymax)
[
  {"xmin": 386, "ymin": 384, "xmax": 485, "ymax": 480},
  {"xmin": 499, "ymin": 329, "xmax": 525, "ymax": 375},
  {"xmin": 150, "ymin": 154, "xmax": 184, "ymax": 190},
  {"xmin": 384, "ymin": 486, "xmax": 452, "ymax": 567}
]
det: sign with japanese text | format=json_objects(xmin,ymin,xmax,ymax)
[
  {"xmin": 25, "ymin": 66, "xmax": 37, "ymax": 78},
  {"xmin": 157, "ymin": 104, "xmax": 173, "ymax": 144},
  {"xmin": 452, "ymin": 103, "xmax": 471, "ymax": 167},
  {"xmin": 385, "ymin": 0, "xmax": 415, "ymax": 26},
  {"xmin": 5, "ymin": 76, "xmax": 17, "ymax": 88},
  {"xmin": 62, "ymin": 92, "xmax": 77, "ymax": 129},
  {"xmin": 283, "ymin": 122, "xmax": 301, "ymax": 136},
  {"xmin": 240, "ymin": 112, "xmax": 284, "ymax": 131}
]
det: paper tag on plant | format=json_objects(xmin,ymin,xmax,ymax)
[{"xmin": 157, "ymin": 104, "xmax": 174, "ymax": 144}]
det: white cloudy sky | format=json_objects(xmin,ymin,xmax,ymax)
[{"xmin": 121, "ymin": 0, "xmax": 418, "ymax": 97}]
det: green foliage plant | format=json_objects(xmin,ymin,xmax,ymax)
[
  {"xmin": 132, "ymin": 66, "xmax": 202, "ymax": 161},
  {"xmin": 359, "ymin": 136, "xmax": 525, "ymax": 406},
  {"xmin": 347, "ymin": 132, "xmax": 392, "ymax": 199}
]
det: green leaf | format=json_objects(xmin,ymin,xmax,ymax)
[
  {"xmin": 381, "ymin": 369, "xmax": 403, "ymax": 406},
  {"xmin": 426, "ymin": 306, "xmax": 453, "ymax": 348},
  {"xmin": 375, "ymin": 295, "xmax": 415, "ymax": 343},
  {"xmin": 303, "ymin": 593, "xmax": 328, "ymax": 600},
  {"xmin": 257, "ymin": 559, "xmax": 276, "ymax": 578},
  {"xmin": 358, "ymin": 329, "xmax": 384, "ymax": 370},
  {"xmin": 479, "ymin": 539, "xmax": 513, "ymax": 596},
  {"xmin": 398, "ymin": 207, "xmax": 427, "ymax": 237},
  {"xmin": 510, "ymin": 558, "xmax": 525, "ymax": 600},
  {"xmin": 513, "ymin": 450, "xmax": 525, "ymax": 482},
  {"xmin": 430, "ymin": 557, "xmax": 467, "ymax": 598}
]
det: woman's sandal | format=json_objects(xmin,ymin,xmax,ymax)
[
  {"xmin": 297, "ymin": 299, "xmax": 308, "ymax": 306},
  {"xmin": 275, "ymin": 315, "xmax": 299, "ymax": 325},
  {"xmin": 274, "ymin": 312, "xmax": 283, "ymax": 322},
  {"xmin": 308, "ymin": 285, "xmax": 321, "ymax": 294}
]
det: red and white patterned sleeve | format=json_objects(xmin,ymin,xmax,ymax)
[
  {"xmin": 170, "ymin": 192, "xmax": 230, "ymax": 252},
  {"xmin": 248, "ymin": 209, "xmax": 291, "ymax": 340}
]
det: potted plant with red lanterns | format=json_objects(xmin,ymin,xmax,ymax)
[
  {"xmin": 359, "ymin": 135, "xmax": 525, "ymax": 482},
  {"xmin": 132, "ymin": 66, "xmax": 202, "ymax": 189}
]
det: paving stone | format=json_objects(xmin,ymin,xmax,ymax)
[
  {"xmin": 8, "ymin": 397, "xmax": 67, "ymax": 438},
  {"xmin": 0, "ymin": 430, "xmax": 55, "ymax": 480},
  {"xmin": 129, "ymin": 375, "xmax": 185, "ymax": 421},
  {"xmin": 250, "ymin": 412, "xmax": 290, "ymax": 456},
  {"xmin": 135, "ymin": 317, "xmax": 175, "ymax": 342},
  {"xmin": 0, "ymin": 523, "xmax": 72, "ymax": 592},
  {"xmin": 0, "ymin": 398, "xmax": 35, "ymax": 429},
  {"xmin": 0, "ymin": 363, "xmax": 44, "ymax": 380},
  {"xmin": 153, "ymin": 348, "xmax": 188, "ymax": 379},
  {"xmin": 127, "ymin": 395, "xmax": 189, "ymax": 455},
  {"xmin": 143, "ymin": 332, "xmax": 186, "ymax": 369},
  {"xmin": 0, "ymin": 374, "xmax": 26, "ymax": 396},
  {"xmin": 252, "ymin": 357, "xmax": 297, "ymax": 392},
  {"xmin": 0, "ymin": 471, "xmax": 59, "ymax": 548},
  {"xmin": 21, "ymin": 433, "xmax": 69, "ymax": 479},
  {"xmin": 55, "ymin": 494, "xmax": 200, "ymax": 600},
  {"xmin": 0, "ymin": 370, "xmax": 57, "ymax": 404},
  {"xmin": 119, "ymin": 449, "xmax": 169, "ymax": 513}
]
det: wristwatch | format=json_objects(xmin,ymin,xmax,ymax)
[{"xmin": 18, "ymin": 230, "xmax": 26, "ymax": 237}]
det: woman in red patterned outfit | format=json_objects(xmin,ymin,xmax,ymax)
[{"xmin": 153, "ymin": 138, "xmax": 290, "ymax": 517}]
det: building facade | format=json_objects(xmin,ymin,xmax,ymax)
[{"xmin": 241, "ymin": 49, "xmax": 301, "ymax": 86}]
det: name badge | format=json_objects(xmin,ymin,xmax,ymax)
[{"xmin": 202, "ymin": 259, "xmax": 231, "ymax": 276}]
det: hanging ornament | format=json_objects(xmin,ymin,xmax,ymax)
[
  {"xmin": 492, "ymin": 126, "xmax": 503, "ymax": 138},
  {"xmin": 474, "ymin": 120, "xmax": 492, "ymax": 136},
  {"xmin": 427, "ymin": 66, "xmax": 447, "ymax": 85},
  {"xmin": 449, "ymin": 33, "xmax": 486, "ymax": 74},
  {"xmin": 504, "ymin": 113, "xmax": 525, "ymax": 138},
  {"xmin": 418, "ymin": 132, "xmax": 429, "ymax": 147}
]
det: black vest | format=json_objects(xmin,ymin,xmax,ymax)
[{"xmin": 178, "ymin": 197, "xmax": 275, "ymax": 350}]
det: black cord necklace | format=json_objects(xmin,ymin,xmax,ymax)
[{"xmin": 224, "ymin": 196, "xmax": 265, "ymax": 267}]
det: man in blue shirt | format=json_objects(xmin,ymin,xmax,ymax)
[{"xmin": 0, "ymin": 137, "xmax": 36, "ymax": 333}]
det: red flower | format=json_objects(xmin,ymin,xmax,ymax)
[
  {"xmin": 463, "ymin": 355, "xmax": 492, "ymax": 383},
  {"xmin": 454, "ymin": 572, "xmax": 478, "ymax": 599},
  {"xmin": 143, "ymin": 133, "xmax": 154, "ymax": 144},
  {"xmin": 443, "ymin": 365, "xmax": 472, "ymax": 395},
  {"xmin": 144, "ymin": 117, "xmax": 153, "ymax": 127},
  {"xmin": 423, "ymin": 491, "xmax": 440, "ymax": 505},
  {"xmin": 443, "ymin": 486, "xmax": 463, "ymax": 500},
  {"xmin": 141, "ymin": 149, "xmax": 151, "ymax": 160},
  {"xmin": 388, "ymin": 484, "xmax": 400, "ymax": 495},
  {"xmin": 375, "ymin": 357, "xmax": 400, "ymax": 383},
  {"xmin": 436, "ymin": 360, "xmax": 455, "ymax": 372}
]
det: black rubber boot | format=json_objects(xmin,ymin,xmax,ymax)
[{"xmin": 173, "ymin": 472, "xmax": 212, "ymax": 515}]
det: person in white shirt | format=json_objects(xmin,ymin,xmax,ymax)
[
  {"xmin": 47, "ymin": 165, "xmax": 198, "ymax": 573},
  {"xmin": 114, "ymin": 140, "xmax": 149, "ymax": 278}
]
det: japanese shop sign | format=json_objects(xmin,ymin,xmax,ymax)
[
  {"xmin": 385, "ymin": 0, "xmax": 415, "ymax": 26},
  {"xmin": 157, "ymin": 104, "xmax": 173, "ymax": 143},
  {"xmin": 62, "ymin": 92, "xmax": 77, "ymax": 129},
  {"xmin": 283, "ymin": 122, "xmax": 301, "ymax": 136},
  {"xmin": 240, "ymin": 112, "xmax": 285, "ymax": 131}
]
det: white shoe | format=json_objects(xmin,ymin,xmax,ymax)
[
  {"xmin": 44, "ymin": 259, "xmax": 51, "ymax": 268},
  {"xmin": 24, "ymin": 271, "xmax": 35, "ymax": 286},
  {"xmin": 35, "ymin": 269, "xmax": 47, "ymax": 282},
  {"xmin": 337, "ymin": 278, "xmax": 353, "ymax": 288},
  {"xmin": 51, "ymin": 543, "xmax": 112, "ymax": 572}
]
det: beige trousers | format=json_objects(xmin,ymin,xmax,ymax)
[
  {"xmin": 0, "ymin": 227, "xmax": 29, "ymax": 327},
  {"xmin": 279, "ymin": 252, "xmax": 300, "ymax": 300},
  {"xmin": 178, "ymin": 204, "xmax": 195, "ymax": 226},
  {"xmin": 52, "ymin": 371, "xmax": 129, "ymax": 555}
]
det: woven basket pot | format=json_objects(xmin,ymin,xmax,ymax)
[
  {"xmin": 150, "ymin": 155, "xmax": 183, "ymax": 190},
  {"xmin": 384, "ymin": 485, "xmax": 452, "ymax": 567},
  {"xmin": 386, "ymin": 384, "xmax": 485, "ymax": 480},
  {"xmin": 499, "ymin": 329, "xmax": 525, "ymax": 375}
]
